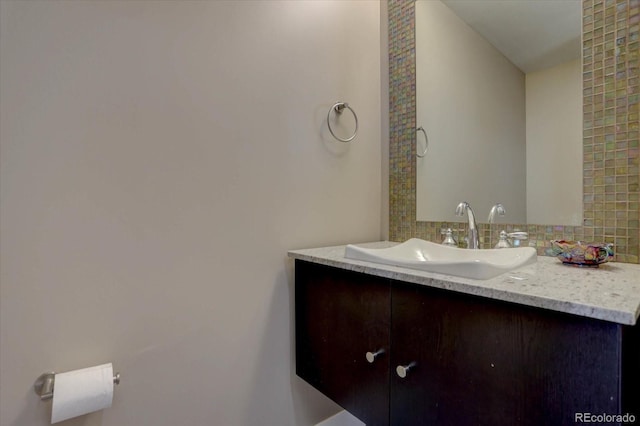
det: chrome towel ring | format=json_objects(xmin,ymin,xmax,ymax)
[
  {"xmin": 327, "ymin": 101, "xmax": 358, "ymax": 142},
  {"xmin": 416, "ymin": 126, "xmax": 428, "ymax": 157}
]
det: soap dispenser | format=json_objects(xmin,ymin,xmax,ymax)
[{"xmin": 441, "ymin": 228, "xmax": 457, "ymax": 247}]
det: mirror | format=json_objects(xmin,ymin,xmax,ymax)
[{"xmin": 415, "ymin": 0, "xmax": 583, "ymax": 225}]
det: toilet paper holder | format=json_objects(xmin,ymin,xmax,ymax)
[{"xmin": 34, "ymin": 371, "xmax": 121, "ymax": 401}]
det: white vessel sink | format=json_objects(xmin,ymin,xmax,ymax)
[{"xmin": 345, "ymin": 238, "xmax": 537, "ymax": 280}]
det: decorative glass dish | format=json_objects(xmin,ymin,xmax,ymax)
[{"xmin": 548, "ymin": 240, "xmax": 614, "ymax": 267}]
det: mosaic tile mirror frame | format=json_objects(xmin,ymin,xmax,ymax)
[{"xmin": 388, "ymin": 0, "xmax": 639, "ymax": 263}]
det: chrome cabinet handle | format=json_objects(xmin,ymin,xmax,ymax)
[
  {"xmin": 365, "ymin": 349, "xmax": 385, "ymax": 363},
  {"xmin": 396, "ymin": 362, "xmax": 416, "ymax": 378}
]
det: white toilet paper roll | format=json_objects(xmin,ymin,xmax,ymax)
[{"xmin": 51, "ymin": 363, "xmax": 114, "ymax": 424}]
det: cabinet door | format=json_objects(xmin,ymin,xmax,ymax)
[
  {"xmin": 390, "ymin": 281, "xmax": 620, "ymax": 426},
  {"xmin": 295, "ymin": 261, "xmax": 391, "ymax": 426}
]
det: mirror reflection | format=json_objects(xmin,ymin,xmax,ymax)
[{"xmin": 416, "ymin": 0, "xmax": 583, "ymax": 225}]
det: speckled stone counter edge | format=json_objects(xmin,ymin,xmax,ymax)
[{"xmin": 288, "ymin": 242, "xmax": 640, "ymax": 326}]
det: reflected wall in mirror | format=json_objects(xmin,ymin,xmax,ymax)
[{"xmin": 415, "ymin": 0, "xmax": 583, "ymax": 225}]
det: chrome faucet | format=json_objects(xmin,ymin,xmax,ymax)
[
  {"xmin": 488, "ymin": 203, "xmax": 506, "ymax": 247},
  {"xmin": 455, "ymin": 201, "xmax": 479, "ymax": 249},
  {"xmin": 488, "ymin": 203, "xmax": 506, "ymax": 223}
]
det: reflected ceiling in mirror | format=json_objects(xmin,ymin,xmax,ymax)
[
  {"xmin": 415, "ymin": 0, "xmax": 583, "ymax": 226},
  {"xmin": 442, "ymin": 0, "xmax": 581, "ymax": 73}
]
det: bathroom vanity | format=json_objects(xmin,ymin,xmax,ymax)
[{"xmin": 289, "ymin": 242, "xmax": 640, "ymax": 426}]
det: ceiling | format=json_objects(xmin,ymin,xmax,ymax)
[{"xmin": 440, "ymin": 0, "xmax": 582, "ymax": 74}]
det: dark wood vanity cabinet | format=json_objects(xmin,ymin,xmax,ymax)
[
  {"xmin": 295, "ymin": 260, "xmax": 640, "ymax": 426},
  {"xmin": 295, "ymin": 261, "xmax": 391, "ymax": 425},
  {"xmin": 390, "ymin": 282, "xmax": 639, "ymax": 425}
]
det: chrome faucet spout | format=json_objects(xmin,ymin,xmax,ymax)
[
  {"xmin": 488, "ymin": 203, "xmax": 506, "ymax": 223},
  {"xmin": 455, "ymin": 201, "xmax": 479, "ymax": 249}
]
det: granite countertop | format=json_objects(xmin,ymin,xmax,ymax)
[{"xmin": 288, "ymin": 241, "xmax": 640, "ymax": 326}]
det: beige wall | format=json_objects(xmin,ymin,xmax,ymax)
[
  {"xmin": 526, "ymin": 58, "xmax": 583, "ymax": 226},
  {"xmin": 0, "ymin": 1, "xmax": 383, "ymax": 425},
  {"xmin": 415, "ymin": 0, "xmax": 527, "ymax": 224}
]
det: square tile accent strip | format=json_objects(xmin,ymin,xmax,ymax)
[{"xmin": 388, "ymin": 0, "xmax": 639, "ymax": 263}]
